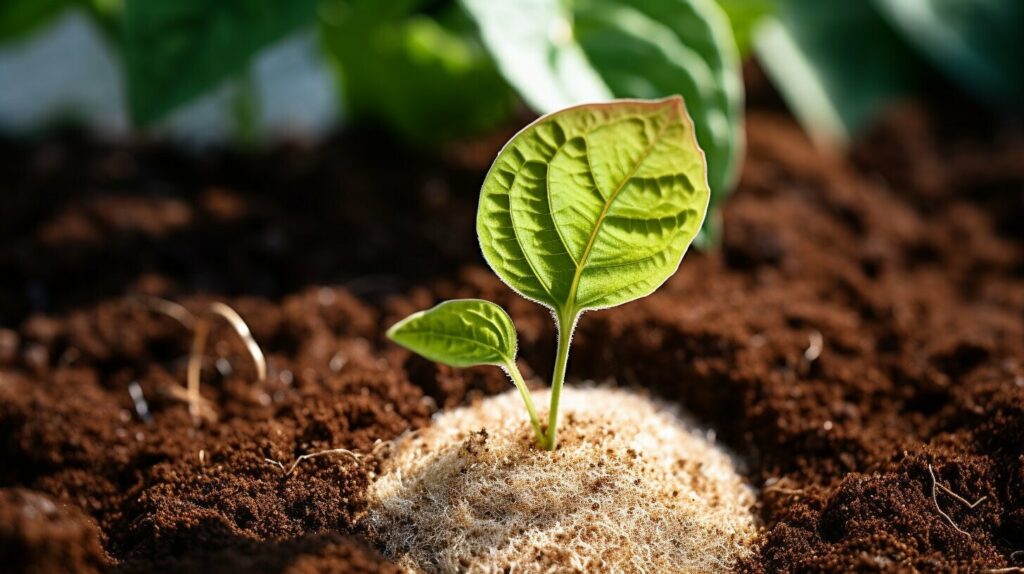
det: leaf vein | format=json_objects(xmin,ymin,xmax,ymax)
[{"xmin": 567, "ymin": 106, "xmax": 679, "ymax": 311}]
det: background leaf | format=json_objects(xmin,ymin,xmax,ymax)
[
  {"xmin": 477, "ymin": 97, "xmax": 709, "ymax": 315},
  {"xmin": 124, "ymin": 0, "xmax": 317, "ymax": 126},
  {"xmin": 714, "ymin": 0, "xmax": 775, "ymax": 56},
  {"xmin": 462, "ymin": 0, "xmax": 741, "ymax": 245},
  {"xmin": 0, "ymin": 0, "xmax": 76, "ymax": 41},
  {"xmin": 387, "ymin": 299, "xmax": 518, "ymax": 367},
  {"xmin": 753, "ymin": 0, "xmax": 925, "ymax": 147},
  {"xmin": 320, "ymin": 0, "xmax": 514, "ymax": 143},
  {"xmin": 872, "ymin": 0, "xmax": 1024, "ymax": 105},
  {"xmin": 459, "ymin": 0, "xmax": 612, "ymax": 112}
]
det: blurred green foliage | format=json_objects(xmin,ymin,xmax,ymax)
[
  {"xmin": 714, "ymin": 0, "xmax": 773, "ymax": 56},
  {"xmin": 873, "ymin": 0, "xmax": 1024, "ymax": 106},
  {"xmin": 0, "ymin": 0, "xmax": 76, "ymax": 40},
  {"xmin": 753, "ymin": 1, "xmax": 924, "ymax": 146},
  {"xmin": 2, "ymin": 0, "xmax": 1020, "ymax": 245},
  {"xmin": 123, "ymin": 0, "xmax": 317, "ymax": 125},
  {"xmin": 751, "ymin": 0, "xmax": 1023, "ymax": 146},
  {"xmin": 319, "ymin": 0, "xmax": 515, "ymax": 143},
  {"xmin": 0, "ymin": 0, "xmax": 118, "ymax": 41}
]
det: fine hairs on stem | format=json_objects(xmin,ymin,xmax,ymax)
[{"xmin": 543, "ymin": 309, "xmax": 576, "ymax": 450}]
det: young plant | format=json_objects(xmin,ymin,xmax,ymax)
[{"xmin": 388, "ymin": 96, "xmax": 709, "ymax": 450}]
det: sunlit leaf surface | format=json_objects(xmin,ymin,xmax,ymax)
[
  {"xmin": 477, "ymin": 97, "xmax": 709, "ymax": 314},
  {"xmin": 387, "ymin": 299, "xmax": 518, "ymax": 368}
]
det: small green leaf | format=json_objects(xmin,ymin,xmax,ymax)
[
  {"xmin": 123, "ymin": 0, "xmax": 316, "ymax": 126},
  {"xmin": 462, "ymin": 0, "xmax": 740, "ymax": 246},
  {"xmin": 388, "ymin": 298, "xmax": 545, "ymax": 446},
  {"xmin": 477, "ymin": 97, "xmax": 709, "ymax": 315},
  {"xmin": 387, "ymin": 299, "xmax": 518, "ymax": 368}
]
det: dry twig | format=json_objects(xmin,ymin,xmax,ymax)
[
  {"xmin": 265, "ymin": 448, "xmax": 361, "ymax": 476},
  {"xmin": 763, "ymin": 477, "xmax": 808, "ymax": 497},
  {"xmin": 804, "ymin": 330, "xmax": 824, "ymax": 362},
  {"xmin": 928, "ymin": 464, "xmax": 987, "ymax": 536},
  {"xmin": 134, "ymin": 296, "xmax": 268, "ymax": 425},
  {"xmin": 185, "ymin": 318, "xmax": 211, "ymax": 422},
  {"xmin": 133, "ymin": 295, "xmax": 194, "ymax": 329},
  {"xmin": 208, "ymin": 302, "xmax": 267, "ymax": 382}
]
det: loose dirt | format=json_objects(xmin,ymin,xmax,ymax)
[{"xmin": 0, "ymin": 75, "xmax": 1022, "ymax": 571}]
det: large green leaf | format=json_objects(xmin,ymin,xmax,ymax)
[
  {"xmin": 873, "ymin": 0, "xmax": 1024, "ymax": 105},
  {"xmin": 753, "ymin": 0, "xmax": 924, "ymax": 146},
  {"xmin": 387, "ymin": 299, "xmax": 518, "ymax": 367},
  {"xmin": 0, "ymin": 0, "xmax": 75, "ymax": 41},
  {"xmin": 319, "ymin": 0, "xmax": 515, "ymax": 143},
  {"xmin": 714, "ymin": 0, "xmax": 775, "ymax": 56},
  {"xmin": 123, "ymin": 0, "xmax": 316, "ymax": 125},
  {"xmin": 458, "ymin": 0, "xmax": 612, "ymax": 112},
  {"xmin": 462, "ymin": 0, "xmax": 741, "ymax": 245},
  {"xmin": 477, "ymin": 97, "xmax": 709, "ymax": 315}
]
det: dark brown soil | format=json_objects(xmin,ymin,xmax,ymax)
[{"xmin": 1, "ymin": 80, "xmax": 1022, "ymax": 571}]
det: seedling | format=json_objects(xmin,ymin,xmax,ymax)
[{"xmin": 388, "ymin": 97, "xmax": 709, "ymax": 450}]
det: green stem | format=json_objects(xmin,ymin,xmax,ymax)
[
  {"xmin": 504, "ymin": 360, "xmax": 546, "ymax": 448},
  {"xmin": 544, "ymin": 310, "xmax": 577, "ymax": 450}
]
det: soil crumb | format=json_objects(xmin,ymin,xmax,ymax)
[
  {"xmin": 365, "ymin": 387, "xmax": 757, "ymax": 574},
  {"xmin": 0, "ymin": 488, "xmax": 105, "ymax": 574}
]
